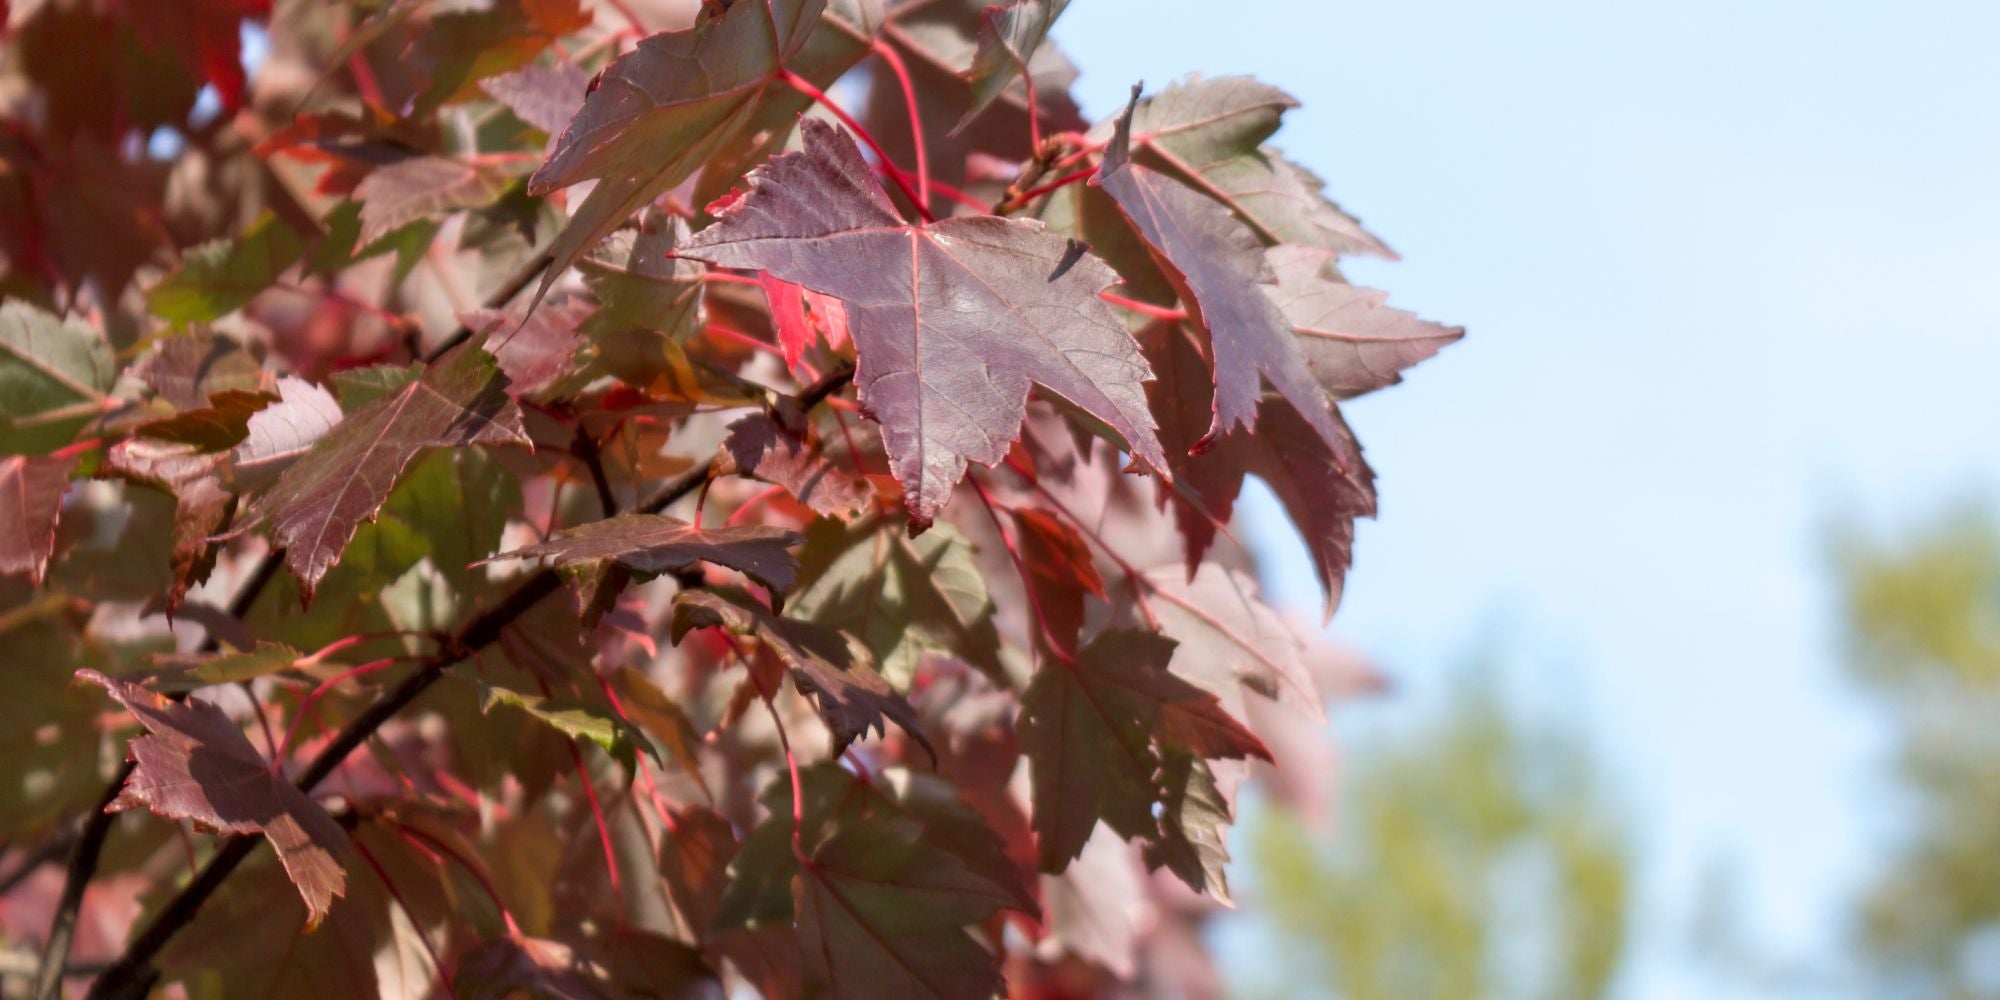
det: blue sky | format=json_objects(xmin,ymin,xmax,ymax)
[{"xmin": 1056, "ymin": 2, "xmax": 2000, "ymax": 996}]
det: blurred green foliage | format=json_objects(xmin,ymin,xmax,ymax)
[
  {"xmin": 1835, "ymin": 507, "xmax": 2000, "ymax": 998},
  {"xmin": 1247, "ymin": 676, "xmax": 1631, "ymax": 1000}
]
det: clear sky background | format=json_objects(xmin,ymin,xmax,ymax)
[{"xmin": 1056, "ymin": 2, "xmax": 2000, "ymax": 996}]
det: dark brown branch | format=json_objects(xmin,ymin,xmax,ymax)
[{"xmin": 80, "ymin": 365, "xmax": 858, "ymax": 998}]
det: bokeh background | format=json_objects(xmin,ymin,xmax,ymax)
[{"xmin": 1053, "ymin": 2, "xmax": 2000, "ymax": 997}]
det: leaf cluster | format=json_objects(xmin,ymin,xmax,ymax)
[{"xmin": 0, "ymin": 0, "xmax": 1456, "ymax": 995}]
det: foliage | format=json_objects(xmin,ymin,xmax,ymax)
[
  {"xmin": 1248, "ymin": 676, "xmax": 1632, "ymax": 1000},
  {"xmin": 1833, "ymin": 507, "xmax": 2000, "ymax": 998},
  {"xmin": 0, "ymin": 0, "xmax": 1456, "ymax": 996}
]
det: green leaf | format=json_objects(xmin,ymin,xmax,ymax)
[
  {"xmin": 145, "ymin": 212, "xmax": 308, "ymax": 323},
  {"xmin": 471, "ymin": 678, "xmax": 662, "ymax": 769},
  {"xmin": 790, "ymin": 518, "xmax": 1002, "ymax": 688},
  {"xmin": 0, "ymin": 300, "xmax": 113, "ymax": 454},
  {"xmin": 146, "ymin": 641, "xmax": 306, "ymax": 693}
]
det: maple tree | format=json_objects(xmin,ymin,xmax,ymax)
[{"xmin": 0, "ymin": 0, "xmax": 1459, "ymax": 996}]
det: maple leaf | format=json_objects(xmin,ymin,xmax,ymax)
[
  {"xmin": 526, "ymin": 0, "xmax": 879, "ymax": 302},
  {"xmin": 133, "ymin": 331, "xmax": 267, "ymax": 411},
  {"xmin": 145, "ymin": 212, "xmax": 307, "ymax": 324},
  {"xmin": 1121, "ymin": 564, "xmax": 1327, "ymax": 721},
  {"xmin": 1263, "ymin": 244, "xmax": 1464, "ymax": 399},
  {"xmin": 1144, "ymin": 319, "xmax": 1375, "ymax": 618},
  {"xmin": 101, "ymin": 438, "xmax": 234, "ymax": 611},
  {"xmin": 1094, "ymin": 75, "xmax": 1395, "ymax": 259},
  {"xmin": 680, "ymin": 117, "xmax": 1166, "ymax": 525},
  {"xmin": 492, "ymin": 512, "xmax": 801, "ymax": 595},
  {"xmin": 78, "ymin": 670, "xmax": 353, "ymax": 924},
  {"xmin": 459, "ymin": 298, "xmax": 590, "ymax": 398},
  {"xmin": 576, "ymin": 212, "xmax": 708, "ymax": 388},
  {"xmin": 0, "ymin": 451, "xmax": 78, "ymax": 585},
  {"xmin": 1010, "ymin": 505, "xmax": 1103, "ymax": 656},
  {"xmin": 481, "ymin": 61, "xmax": 590, "ymax": 136},
  {"xmin": 146, "ymin": 641, "xmax": 306, "ymax": 694},
  {"xmin": 1018, "ymin": 629, "xmax": 1268, "ymax": 872},
  {"xmin": 471, "ymin": 677, "xmax": 663, "ymax": 769},
  {"xmin": 253, "ymin": 340, "xmax": 529, "ymax": 603},
  {"xmin": 226, "ymin": 375, "xmax": 343, "ymax": 492},
  {"xmin": 355, "ymin": 156, "xmax": 513, "ymax": 245},
  {"xmin": 952, "ymin": 0, "xmax": 1071, "ymax": 136},
  {"xmin": 671, "ymin": 589, "xmax": 934, "ymax": 761},
  {"xmin": 1094, "ymin": 86, "xmax": 1349, "ymax": 454},
  {"xmin": 757, "ymin": 273, "xmax": 849, "ymax": 377},
  {"xmin": 789, "ymin": 518, "xmax": 1002, "ymax": 687},
  {"xmin": 0, "ymin": 300, "xmax": 113, "ymax": 455},
  {"xmin": 719, "ymin": 413, "xmax": 873, "ymax": 520},
  {"xmin": 792, "ymin": 817, "xmax": 1020, "ymax": 999}
]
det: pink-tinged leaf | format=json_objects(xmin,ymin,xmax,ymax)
[
  {"xmin": 77, "ymin": 670, "xmax": 352, "ymax": 925},
  {"xmin": 1144, "ymin": 320, "xmax": 1374, "ymax": 619},
  {"xmin": 1125, "ymin": 564, "xmax": 1327, "ymax": 722},
  {"xmin": 670, "ymin": 589, "xmax": 934, "ymax": 761},
  {"xmin": 481, "ymin": 61, "xmax": 590, "ymax": 136},
  {"xmin": 951, "ymin": 0, "xmax": 1071, "ymax": 136},
  {"xmin": 0, "ymin": 451, "xmax": 77, "ymax": 585},
  {"xmin": 101, "ymin": 439, "xmax": 233, "ymax": 611},
  {"xmin": 452, "ymin": 934, "xmax": 608, "ymax": 1000},
  {"xmin": 1018, "ymin": 629, "xmax": 1268, "ymax": 872},
  {"xmin": 227, "ymin": 375, "xmax": 343, "ymax": 492},
  {"xmin": 792, "ymin": 816, "xmax": 1022, "ymax": 999},
  {"xmin": 1263, "ymin": 244, "xmax": 1463, "ymax": 399},
  {"xmin": 253, "ymin": 341, "xmax": 528, "ymax": 603},
  {"xmin": 720, "ymin": 413, "xmax": 873, "ymax": 520},
  {"xmin": 355, "ymin": 155, "xmax": 513, "ymax": 245},
  {"xmin": 680, "ymin": 118, "xmax": 1166, "ymax": 526},
  {"xmin": 1094, "ymin": 87, "xmax": 1346, "ymax": 454},
  {"xmin": 1035, "ymin": 827, "xmax": 1152, "ymax": 978},
  {"xmin": 493, "ymin": 512, "xmax": 801, "ymax": 593},
  {"xmin": 458, "ymin": 298, "xmax": 591, "ymax": 398},
  {"xmin": 526, "ymin": 0, "xmax": 849, "ymax": 303}
]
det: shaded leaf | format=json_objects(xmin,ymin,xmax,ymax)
[
  {"xmin": 146, "ymin": 212, "xmax": 307, "ymax": 323},
  {"xmin": 78, "ymin": 670, "xmax": 352, "ymax": 924},
  {"xmin": 789, "ymin": 518, "xmax": 1001, "ymax": 687},
  {"xmin": 356, "ymin": 156, "xmax": 513, "ymax": 245},
  {"xmin": 609, "ymin": 666, "xmax": 711, "ymax": 800},
  {"xmin": 460, "ymin": 297, "xmax": 590, "ymax": 398},
  {"xmin": 482, "ymin": 61, "xmax": 591, "ymax": 136},
  {"xmin": 254, "ymin": 340, "xmax": 528, "ymax": 602},
  {"xmin": 147, "ymin": 641, "xmax": 307, "ymax": 693},
  {"xmin": 1142, "ymin": 751, "xmax": 1235, "ymax": 900},
  {"xmin": 1010, "ymin": 505, "xmax": 1102, "ymax": 656},
  {"xmin": 670, "ymin": 589, "xmax": 933, "ymax": 761},
  {"xmin": 793, "ymin": 816, "xmax": 1018, "ymax": 999},
  {"xmin": 492, "ymin": 512, "xmax": 801, "ymax": 600},
  {"xmin": 952, "ymin": 0, "xmax": 1071, "ymax": 136},
  {"xmin": 680, "ymin": 118, "xmax": 1165, "ymax": 525},
  {"xmin": 719, "ymin": 413, "xmax": 873, "ymax": 520},
  {"xmin": 1124, "ymin": 564, "xmax": 1326, "ymax": 720},
  {"xmin": 101, "ymin": 437, "xmax": 233, "ymax": 610},
  {"xmin": 0, "ymin": 451, "xmax": 78, "ymax": 585},
  {"xmin": 136, "ymin": 389, "xmax": 276, "ymax": 451},
  {"xmin": 1018, "ymin": 629, "xmax": 1268, "ymax": 872},
  {"xmin": 133, "ymin": 331, "xmax": 267, "ymax": 410},
  {"xmin": 577, "ymin": 212, "xmax": 708, "ymax": 388},
  {"xmin": 454, "ymin": 934, "xmax": 609, "ymax": 1000},
  {"xmin": 0, "ymin": 300, "xmax": 113, "ymax": 455}
]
